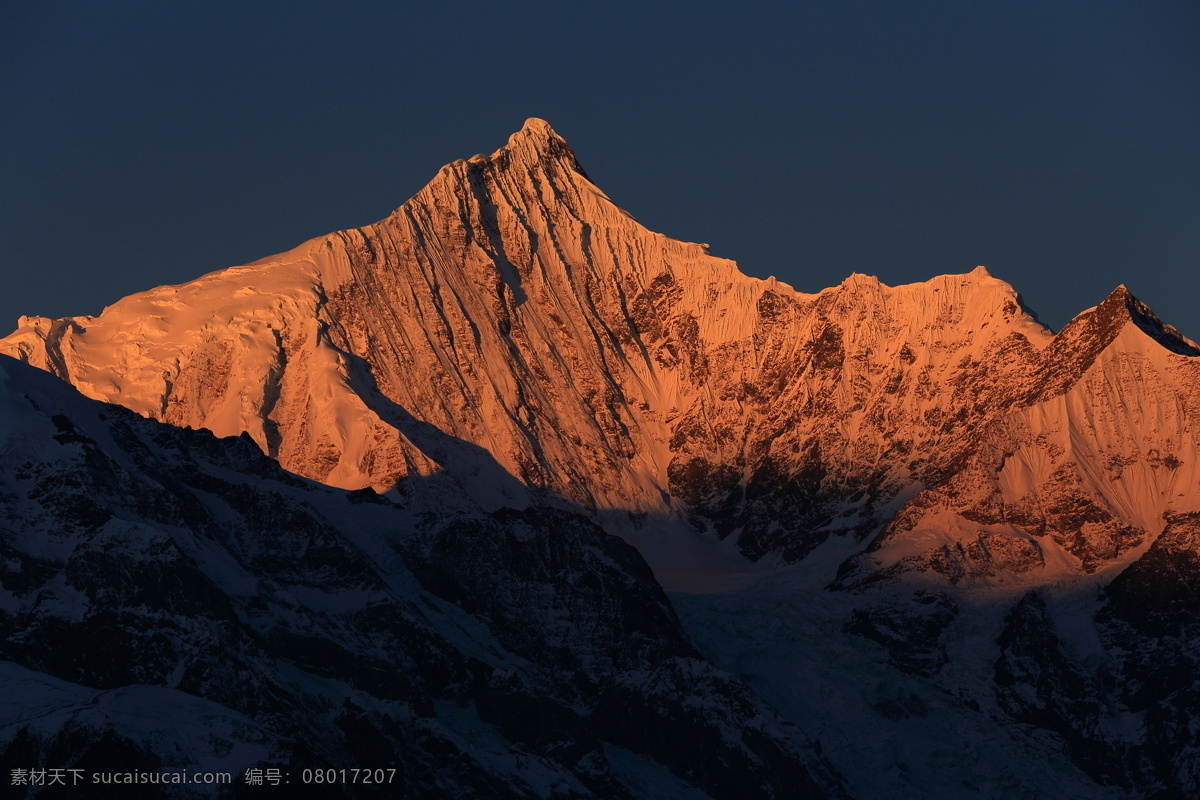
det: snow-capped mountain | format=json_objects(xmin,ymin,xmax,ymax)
[
  {"xmin": 4, "ymin": 120, "xmax": 1200, "ymax": 797},
  {"xmin": 0, "ymin": 121, "xmax": 1065, "ymax": 561}
]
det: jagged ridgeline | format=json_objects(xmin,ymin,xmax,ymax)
[
  {"xmin": 4, "ymin": 120, "xmax": 1200, "ymax": 798},
  {"xmin": 8, "ymin": 119, "xmax": 1198, "ymax": 572}
]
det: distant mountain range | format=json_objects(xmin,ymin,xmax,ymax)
[{"xmin": 3, "ymin": 119, "xmax": 1197, "ymax": 798}]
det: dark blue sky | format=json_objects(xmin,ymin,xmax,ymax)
[{"xmin": 3, "ymin": 1, "xmax": 1198, "ymax": 335}]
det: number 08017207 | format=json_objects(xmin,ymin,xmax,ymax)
[{"xmin": 300, "ymin": 768, "xmax": 397, "ymax": 784}]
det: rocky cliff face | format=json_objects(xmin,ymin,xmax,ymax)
[
  {"xmin": 5, "ymin": 120, "xmax": 1200, "ymax": 798},
  {"xmin": 836, "ymin": 287, "xmax": 1200, "ymax": 590}
]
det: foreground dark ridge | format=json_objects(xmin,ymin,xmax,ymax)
[{"xmin": 0, "ymin": 354, "xmax": 842, "ymax": 798}]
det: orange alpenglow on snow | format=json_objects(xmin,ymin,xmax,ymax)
[{"xmin": 4, "ymin": 118, "xmax": 1199, "ymax": 591}]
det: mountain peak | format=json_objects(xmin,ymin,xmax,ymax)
[
  {"xmin": 449, "ymin": 118, "xmax": 588, "ymax": 182},
  {"xmin": 503, "ymin": 117, "xmax": 573, "ymax": 156},
  {"xmin": 1109, "ymin": 285, "xmax": 1200, "ymax": 357},
  {"xmin": 1083, "ymin": 284, "xmax": 1136, "ymax": 326},
  {"xmin": 1047, "ymin": 283, "xmax": 1199, "ymax": 376},
  {"xmin": 1106, "ymin": 284, "xmax": 1133, "ymax": 303},
  {"xmin": 520, "ymin": 117, "xmax": 557, "ymax": 135},
  {"xmin": 840, "ymin": 272, "xmax": 882, "ymax": 288},
  {"xmin": 504, "ymin": 117, "xmax": 565, "ymax": 149}
]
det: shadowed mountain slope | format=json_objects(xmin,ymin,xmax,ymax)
[{"xmin": 0, "ymin": 354, "xmax": 841, "ymax": 798}]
